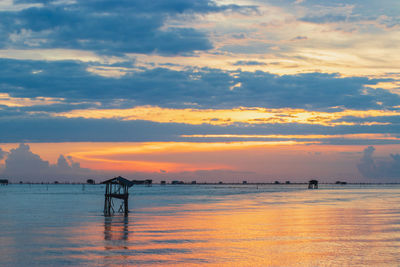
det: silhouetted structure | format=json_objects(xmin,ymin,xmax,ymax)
[
  {"xmin": 308, "ymin": 179, "xmax": 318, "ymax": 189},
  {"xmin": 101, "ymin": 176, "xmax": 134, "ymax": 216},
  {"xmin": 171, "ymin": 180, "xmax": 184, "ymax": 184},
  {"xmin": 160, "ymin": 180, "xmax": 166, "ymax": 185},
  {"xmin": 335, "ymin": 181, "xmax": 347, "ymax": 185},
  {"xmin": 0, "ymin": 179, "xmax": 8, "ymax": 185},
  {"xmin": 86, "ymin": 179, "xmax": 95, "ymax": 184},
  {"xmin": 191, "ymin": 181, "xmax": 197, "ymax": 184},
  {"xmin": 242, "ymin": 181, "xmax": 247, "ymax": 184}
]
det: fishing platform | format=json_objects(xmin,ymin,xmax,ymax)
[
  {"xmin": 308, "ymin": 179, "xmax": 319, "ymax": 189},
  {"xmin": 101, "ymin": 176, "xmax": 134, "ymax": 216},
  {"xmin": 101, "ymin": 176, "xmax": 153, "ymax": 216}
]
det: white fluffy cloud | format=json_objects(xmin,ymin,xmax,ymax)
[
  {"xmin": 358, "ymin": 146, "xmax": 400, "ymax": 179},
  {"xmin": 0, "ymin": 143, "xmax": 95, "ymax": 182}
]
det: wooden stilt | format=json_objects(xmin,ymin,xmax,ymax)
[{"xmin": 101, "ymin": 177, "xmax": 134, "ymax": 216}]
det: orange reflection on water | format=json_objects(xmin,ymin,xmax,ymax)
[
  {"xmin": 60, "ymin": 189, "xmax": 400, "ymax": 266},
  {"xmin": 104, "ymin": 216, "xmax": 129, "ymax": 250}
]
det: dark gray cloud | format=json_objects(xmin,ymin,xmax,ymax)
[
  {"xmin": 291, "ymin": 36, "xmax": 308, "ymax": 41},
  {"xmin": 333, "ymin": 115, "xmax": 400, "ymax": 125},
  {"xmin": 0, "ymin": 143, "xmax": 94, "ymax": 182},
  {"xmin": 220, "ymin": 43, "xmax": 273, "ymax": 54},
  {"xmin": 300, "ymin": 14, "xmax": 349, "ymax": 24},
  {"xmin": 232, "ymin": 60, "xmax": 267, "ymax": 66},
  {"xmin": 1, "ymin": 116, "xmax": 400, "ymax": 144},
  {"xmin": 358, "ymin": 146, "xmax": 400, "ymax": 178},
  {"xmin": 1, "ymin": 58, "xmax": 399, "ymax": 144},
  {"xmin": 235, "ymin": 72, "xmax": 397, "ymax": 110},
  {"xmin": 0, "ymin": 118, "xmax": 187, "ymax": 142},
  {"xmin": 2, "ymin": 0, "xmax": 254, "ymax": 55},
  {"xmin": 1, "ymin": 58, "xmax": 398, "ymax": 110}
]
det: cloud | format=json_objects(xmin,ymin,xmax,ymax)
[
  {"xmin": 0, "ymin": 58, "xmax": 399, "ymax": 144},
  {"xmin": 0, "ymin": 117, "xmax": 209, "ymax": 142},
  {"xmin": 1, "ymin": 143, "xmax": 94, "ymax": 182},
  {"xmin": 0, "ymin": 0, "xmax": 255, "ymax": 56},
  {"xmin": 357, "ymin": 146, "xmax": 400, "ymax": 178},
  {"xmin": 232, "ymin": 60, "xmax": 267, "ymax": 66},
  {"xmin": 290, "ymin": 36, "xmax": 308, "ymax": 41},
  {"xmin": 0, "ymin": 58, "xmax": 398, "ymax": 111},
  {"xmin": 1, "ymin": 115, "xmax": 400, "ymax": 144},
  {"xmin": 0, "ymin": 147, "xmax": 7, "ymax": 160},
  {"xmin": 220, "ymin": 43, "xmax": 273, "ymax": 54},
  {"xmin": 300, "ymin": 14, "xmax": 349, "ymax": 24},
  {"xmin": 295, "ymin": 0, "xmax": 400, "ymax": 28}
]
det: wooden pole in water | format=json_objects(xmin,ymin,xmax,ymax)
[{"xmin": 124, "ymin": 185, "xmax": 129, "ymax": 216}]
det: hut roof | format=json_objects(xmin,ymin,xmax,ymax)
[{"xmin": 101, "ymin": 176, "xmax": 134, "ymax": 187}]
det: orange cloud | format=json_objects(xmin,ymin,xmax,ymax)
[
  {"xmin": 68, "ymin": 141, "xmax": 313, "ymax": 172},
  {"xmin": 47, "ymin": 106, "xmax": 398, "ymax": 126},
  {"xmin": 0, "ymin": 93, "xmax": 64, "ymax": 107}
]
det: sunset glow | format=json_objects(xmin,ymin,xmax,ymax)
[
  {"xmin": 49, "ymin": 106, "xmax": 399, "ymax": 126},
  {"xmin": 2, "ymin": 2, "xmax": 400, "ymax": 266},
  {"xmin": 0, "ymin": 0, "xmax": 399, "ymax": 182}
]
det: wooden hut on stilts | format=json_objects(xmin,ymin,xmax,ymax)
[
  {"xmin": 101, "ymin": 176, "xmax": 134, "ymax": 216},
  {"xmin": 308, "ymin": 179, "xmax": 318, "ymax": 189}
]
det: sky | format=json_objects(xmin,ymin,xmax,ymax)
[{"xmin": 0, "ymin": 0, "xmax": 400, "ymax": 183}]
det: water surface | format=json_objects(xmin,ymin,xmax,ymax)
[{"xmin": 1, "ymin": 184, "xmax": 399, "ymax": 266}]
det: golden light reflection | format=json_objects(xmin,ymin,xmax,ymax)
[
  {"xmin": 0, "ymin": 93, "xmax": 64, "ymax": 107},
  {"xmin": 59, "ymin": 188, "xmax": 400, "ymax": 266},
  {"xmin": 49, "ymin": 105, "xmax": 398, "ymax": 126}
]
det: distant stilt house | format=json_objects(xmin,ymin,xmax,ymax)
[
  {"xmin": 0, "ymin": 179, "xmax": 8, "ymax": 185},
  {"xmin": 86, "ymin": 179, "xmax": 95, "ymax": 184},
  {"xmin": 101, "ymin": 176, "xmax": 134, "ymax": 216},
  {"xmin": 308, "ymin": 180, "xmax": 318, "ymax": 189}
]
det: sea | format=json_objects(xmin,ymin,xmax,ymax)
[{"xmin": 1, "ymin": 183, "xmax": 399, "ymax": 266}]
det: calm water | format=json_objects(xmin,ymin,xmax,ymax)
[{"xmin": 1, "ymin": 184, "xmax": 400, "ymax": 266}]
